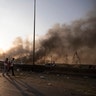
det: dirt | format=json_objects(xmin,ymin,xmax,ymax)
[{"xmin": 0, "ymin": 72, "xmax": 96, "ymax": 96}]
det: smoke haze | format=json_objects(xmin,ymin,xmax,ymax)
[
  {"xmin": 0, "ymin": 10, "xmax": 96, "ymax": 64},
  {"xmin": 36, "ymin": 11, "xmax": 96, "ymax": 64}
]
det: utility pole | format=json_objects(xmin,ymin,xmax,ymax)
[{"xmin": 33, "ymin": 0, "xmax": 36, "ymax": 65}]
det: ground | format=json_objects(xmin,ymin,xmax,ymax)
[{"xmin": 0, "ymin": 72, "xmax": 96, "ymax": 96}]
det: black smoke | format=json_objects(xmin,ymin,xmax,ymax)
[
  {"xmin": 1, "ymin": 11, "xmax": 96, "ymax": 64},
  {"xmin": 35, "ymin": 11, "xmax": 96, "ymax": 64}
]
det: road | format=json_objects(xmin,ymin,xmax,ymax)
[{"xmin": 0, "ymin": 72, "xmax": 96, "ymax": 96}]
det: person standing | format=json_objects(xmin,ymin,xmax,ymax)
[
  {"xmin": 2, "ymin": 58, "xmax": 9, "ymax": 76},
  {"xmin": 9, "ymin": 58, "xmax": 15, "ymax": 76}
]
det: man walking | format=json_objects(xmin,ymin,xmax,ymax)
[
  {"xmin": 2, "ymin": 58, "xmax": 9, "ymax": 76},
  {"xmin": 9, "ymin": 58, "xmax": 15, "ymax": 76}
]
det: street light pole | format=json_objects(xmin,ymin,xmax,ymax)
[{"xmin": 33, "ymin": 0, "xmax": 36, "ymax": 65}]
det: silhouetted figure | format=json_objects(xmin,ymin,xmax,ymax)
[
  {"xmin": 2, "ymin": 58, "xmax": 9, "ymax": 76},
  {"xmin": 9, "ymin": 58, "xmax": 15, "ymax": 76}
]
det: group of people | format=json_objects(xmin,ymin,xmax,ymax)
[{"xmin": 2, "ymin": 58, "xmax": 15, "ymax": 76}]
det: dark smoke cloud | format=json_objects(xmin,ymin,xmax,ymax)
[
  {"xmin": 36, "ymin": 12, "xmax": 96, "ymax": 64},
  {"xmin": 1, "ymin": 11, "xmax": 96, "ymax": 64}
]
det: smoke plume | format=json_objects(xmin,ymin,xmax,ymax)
[
  {"xmin": 35, "ymin": 11, "xmax": 96, "ymax": 64},
  {"xmin": 1, "ymin": 11, "xmax": 96, "ymax": 64}
]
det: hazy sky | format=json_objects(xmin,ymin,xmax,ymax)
[{"xmin": 0, "ymin": 0, "xmax": 95, "ymax": 52}]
